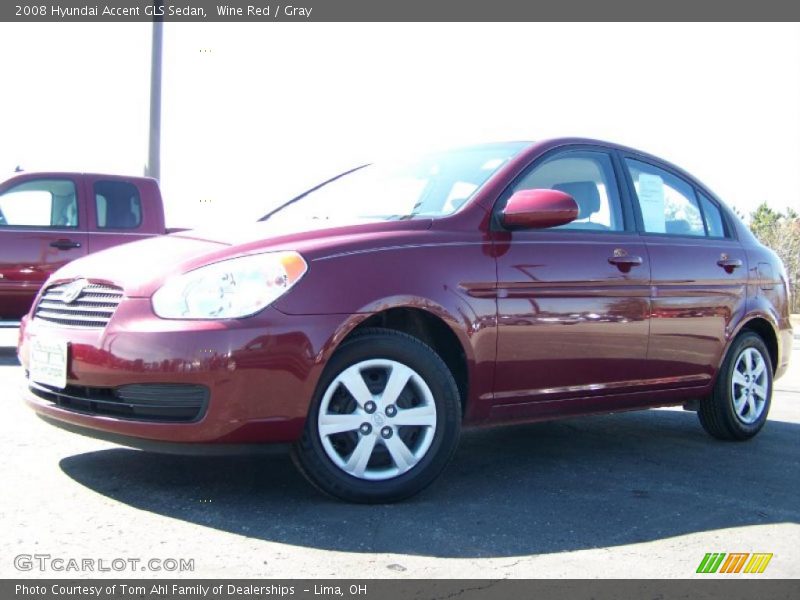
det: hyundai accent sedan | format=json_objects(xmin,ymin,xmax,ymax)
[{"xmin": 18, "ymin": 138, "xmax": 793, "ymax": 503}]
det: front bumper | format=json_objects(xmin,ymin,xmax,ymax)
[{"xmin": 20, "ymin": 299, "xmax": 348, "ymax": 445}]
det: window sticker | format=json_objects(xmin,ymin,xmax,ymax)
[{"xmin": 637, "ymin": 173, "xmax": 666, "ymax": 233}]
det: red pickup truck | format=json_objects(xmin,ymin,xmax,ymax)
[{"xmin": 0, "ymin": 172, "xmax": 175, "ymax": 319}]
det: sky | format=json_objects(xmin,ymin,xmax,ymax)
[{"xmin": 1, "ymin": 22, "xmax": 798, "ymax": 229}]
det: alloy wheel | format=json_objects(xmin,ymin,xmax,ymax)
[{"xmin": 730, "ymin": 347, "xmax": 769, "ymax": 425}]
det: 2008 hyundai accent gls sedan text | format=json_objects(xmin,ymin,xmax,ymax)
[{"xmin": 18, "ymin": 138, "xmax": 793, "ymax": 503}]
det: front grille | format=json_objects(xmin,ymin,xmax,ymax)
[
  {"xmin": 34, "ymin": 282, "xmax": 123, "ymax": 328},
  {"xmin": 29, "ymin": 381, "xmax": 208, "ymax": 423}
]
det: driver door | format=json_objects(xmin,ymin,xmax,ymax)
[
  {"xmin": 0, "ymin": 176, "xmax": 88, "ymax": 319},
  {"xmin": 491, "ymin": 149, "xmax": 651, "ymax": 413}
]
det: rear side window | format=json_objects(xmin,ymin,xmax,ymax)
[
  {"xmin": 95, "ymin": 180, "xmax": 142, "ymax": 229},
  {"xmin": 0, "ymin": 179, "xmax": 78, "ymax": 228},
  {"xmin": 625, "ymin": 159, "xmax": 704, "ymax": 237},
  {"xmin": 505, "ymin": 151, "xmax": 624, "ymax": 232},
  {"xmin": 698, "ymin": 192, "xmax": 727, "ymax": 238}
]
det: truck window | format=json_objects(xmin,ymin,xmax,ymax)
[
  {"xmin": 0, "ymin": 179, "xmax": 78, "ymax": 228},
  {"xmin": 95, "ymin": 180, "xmax": 142, "ymax": 229}
]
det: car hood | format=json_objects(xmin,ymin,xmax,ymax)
[
  {"xmin": 48, "ymin": 217, "xmax": 433, "ymax": 297},
  {"xmin": 172, "ymin": 216, "xmax": 431, "ymax": 247},
  {"xmin": 48, "ymin": 234, "xmax": 228, "ymax": 297}
]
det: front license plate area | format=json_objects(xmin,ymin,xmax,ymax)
[{"xmin": 29, "ymin": 338, "xmax": 68, "ymax": 390}]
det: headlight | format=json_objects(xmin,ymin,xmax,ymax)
[{"xmin": 152, "ymin": 251, "xmax": 307, "ymax": 319}]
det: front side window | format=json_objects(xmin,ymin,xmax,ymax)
[
  {"xmin": 0, "ymin": 179, "xmax": 78, "ymax": 228},
  {"xmin": 625, "ymin": 159, "xmax": 705, "ymax": 237},
  {"xmin": 266, "ymin": 143, "xmax": 528, "ymax": 227},
  {"xmin": 95, "ymin": 180, "xmax": 142, "ymax": 229},
  {"xmin": 502, "ymin": 151, "xmax": 624, "ymax": 232}
]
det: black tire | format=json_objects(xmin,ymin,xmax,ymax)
[
  {"xmin": 291, "ymin": 328, "xmax": 461, "ymax": 503},
  {"xmin": 698, "ymin": 331, "xmax": 773, "ymax": 441}
]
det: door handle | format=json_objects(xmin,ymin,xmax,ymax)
[
  {"xmin": 608, "ymin": 251, "xmax": 643, "ymax": 272},
  {"xmin": 49, "ymin": 239, "xmax": 81, "ymax": 250},
  {"xmin": 717, "ymin": 257, "xmax": 743, "ymax": 273}
]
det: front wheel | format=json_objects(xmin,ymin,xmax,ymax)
[
  {"xmin": 698, "ymin": 331, "xmax": 773, "ymax": 441},
  {"xmin": 292, "ymin": 328, "xmax": 461, "ymax": 503}
]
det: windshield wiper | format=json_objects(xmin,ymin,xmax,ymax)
[{"xmin": 258, "ymin": 164, "xmax": 370, "ymax": 222}]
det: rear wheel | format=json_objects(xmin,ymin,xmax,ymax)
[
  {"xmin": 292, "ymin": 328, "xmax": 461, "ymax": 503},
  {"xmin": 698, "ymin": 331, "xmax": 772, "ymax": 441}
]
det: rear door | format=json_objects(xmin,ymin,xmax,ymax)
[
  {"xmin": 620, "ymin": 156, "xmax": 748, "ymax": 388},
  {"xmin": 0, "ymin": 175, "xmax": 88, "ymax": 319},
  {"xmin": 491, "ymin": 148, "xmax": 652, "ymax": 410}
]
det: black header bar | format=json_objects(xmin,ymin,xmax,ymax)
[{"xmin": 5, "ymin": 0, "xmax": 800, "ymax": 22}]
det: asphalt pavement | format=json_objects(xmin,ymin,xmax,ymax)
[{"xmin": 1, "ymin": 327, "xmax": 798, "ymax": 578}]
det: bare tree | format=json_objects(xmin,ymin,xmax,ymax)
[{"xmin": 749, "ymin": 202, "xmax": 800, "ymax": 314}]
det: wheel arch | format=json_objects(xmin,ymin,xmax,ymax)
[
  {"xmin": 729, "ymin": 314, "xmax": 780, "ymax": 374},
  {"xmin": 329, "ymin": 303, "xmax": 474, "ymax": 418}
]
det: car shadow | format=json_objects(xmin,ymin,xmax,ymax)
[{"xmin": 59, "ymin": 409, "xmax": 799, "ymax": 558}]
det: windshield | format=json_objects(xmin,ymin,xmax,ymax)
[{"xmin": 265, "ymin": 142, "xmax": 528, "ymax": 225}]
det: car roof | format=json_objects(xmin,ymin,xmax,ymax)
[{"xmin": 2, "ymin": 171, "xmax": 157, "ymax": 184}]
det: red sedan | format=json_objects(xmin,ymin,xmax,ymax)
[{"xmin": 18, "ymin": 138, "xmax": 793, "ymax": 502}]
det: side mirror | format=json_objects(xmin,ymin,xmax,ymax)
[{"xmin": 501, "ymin": 188, "xmax": 579, "ymax": 230}]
